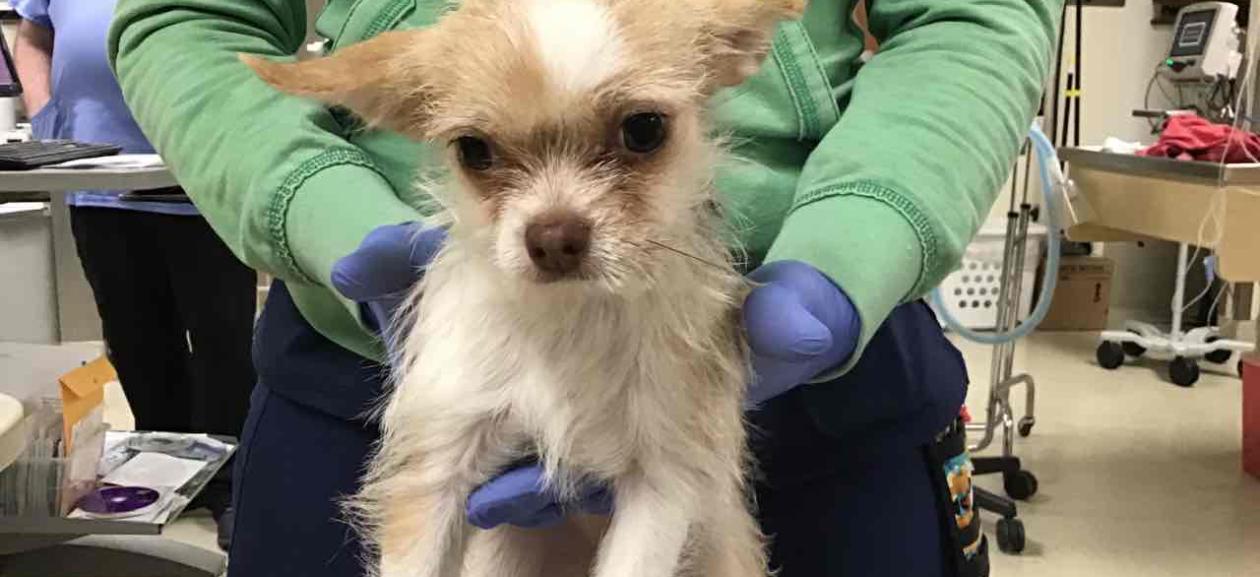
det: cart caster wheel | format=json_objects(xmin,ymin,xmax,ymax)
[
  {"xmin": 1205, "ymin": 349, "xmax": 1233, "ymax": 364},
  {"xmin": 1003, "ymin": 470, "xmax": 1039, "ymax": 501},
  {"xmin": 1122, "ymin": 329, "xmax": 1146, "ymax": 357},
  {"xmin": 995, "ymin": 518, "xmax": 1026, "ymax": 554},
  {"xmin": 1170, "ymin": 357, "xmax": 1200, "ymax": 387},
  {"xmin": 1204, "ymin": 338, "xmax": 1232, "ymax": 365},
  {"xmin": 1018, "ymin": 417, "xmax": 1035, "ymax": 437},
  {"xmin": 1096, "ymin": 341, "xmax": 1124, "ymax": 370}
]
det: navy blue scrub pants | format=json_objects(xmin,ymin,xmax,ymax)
[{"xmin": 228, "ymin": 281, "xmax": 971, "ymax": 577}]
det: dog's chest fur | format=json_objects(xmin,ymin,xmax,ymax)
[{"xmin": 387, "ymin": 235, "xmax": 746, "ymax": 482}]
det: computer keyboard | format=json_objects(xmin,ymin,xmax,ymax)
[{"xmin": 0, "ymin": 140, "xmax": 122, "ymax": 171}]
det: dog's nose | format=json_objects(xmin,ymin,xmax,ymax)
[{"xmin": 525, "ymin": 213, "xmax": 591, "ymax": 276}]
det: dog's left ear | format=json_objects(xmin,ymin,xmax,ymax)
[
  {"xmin": 241, "ymin": 30, "xmax": 436, "ymax": 134},
  {"xmin": 700, "ymin": 0, "xmax": 807, "ymax": 89}
]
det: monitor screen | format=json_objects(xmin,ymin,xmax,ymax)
[
  {"xmin": 0, "ymin": 25, "xmax": 20, "ymax": 97},
  {"xmin": 1171, "ymin": 9, "xmax": 1217, "ymax": 58}
]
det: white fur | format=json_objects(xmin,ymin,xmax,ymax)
[
  {"xmin": 525, "ymin": 0, "xmax": 625, "ymax": 94},
  {"xmin": 363, "ymin": 232, "xmax": 759, "ymax": 577},
  {"xmin": 358, "ymin": 146, "xmax": 762, "ymax": 577},
  {"xmin": 348, "ymin": 3, "xmax": 773, "ymax": 577}
]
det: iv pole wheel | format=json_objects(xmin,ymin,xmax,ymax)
[
  {"xmin": 995, "ymin": 518, "xmax": 1027, "ymax": 554},
  {"xmin": 1121, "ymin": 331, "xmax": 1146, "ymax": 358},
  {"xmin": 1204, "ymin": 337, "xmax": 1232, "ymax": 365},
  {"xmin": 1003, "ymin": 470, "xmax": 1039, "ymax": 501},
  {"xmin": 1017, "ymin": 417, "xmax": 1035, "ymax": 438},
  {"xmin": 1096, "ymin": 341, "xmax": 1124, "ymax": 370},
  {"xmin": 1169, "ymin": 356, "xmax": 1200, "ymax": 388}
]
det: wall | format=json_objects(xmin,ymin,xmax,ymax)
[
  {"xmin": 983, "ymin": 3, "xmax": 1185, "ymax": 324},
  {"xmin": 0, "ymin": 207, "xmax": 58, "ymax": 343},
  {"xmin": 1072, "ymin": 2, "xmax": 1182, "ymax": 325}
]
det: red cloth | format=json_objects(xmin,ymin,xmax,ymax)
[{"xmin": 1138, "ymin": 115, "xmax": 1260, "ymax": 163}]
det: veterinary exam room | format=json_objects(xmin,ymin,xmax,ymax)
[{"xmin": 1, "ymin": 0, "xmax": 1259, "ymax": 575}]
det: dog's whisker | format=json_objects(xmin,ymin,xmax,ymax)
[
  {"xmin": 638, "ymin": 240, "xmax": 756, "ymax": 292},
  {"xmin": 639, "ymin": 239, "xmax": 732, "ymax": 274}
]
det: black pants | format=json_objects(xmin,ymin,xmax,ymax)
[{"xmin": 71, "ymin": 205, "xmax": 257, "ymax": 508}]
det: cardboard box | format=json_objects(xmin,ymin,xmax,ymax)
[{"xmin": 1038, "ymin": 256, "xmax": 1114, "ymax": 331}]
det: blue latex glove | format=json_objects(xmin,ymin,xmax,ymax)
[
  {"xmin": 467, "ymin": 465, "xmax": 614, "ymax": 530},
  {"xmin": 742, "ymin": 260, "xmax": 861, "ymax": 407},
  {"xmin": 466, "ymin": 260, "xmax": 861, "ymax": 529},
  {"xmin": 330, "ymin": 222, "xmax": 447, "ymax": 334}
]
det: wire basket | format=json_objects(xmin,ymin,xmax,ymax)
[{"xmin": 935, "ymin": 225, "xmax": 1045, "ymax": 330}]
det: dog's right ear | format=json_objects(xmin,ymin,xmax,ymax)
[
  {"xmin": 241, "ymin": 30, "xmax": 435, "ymax": 134},
  {"xmin": 699, "ymin": 0, "xmax": 807, "ymax": 90}
]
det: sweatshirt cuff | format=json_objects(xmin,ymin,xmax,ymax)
[
  {"xmin": 279, "ymin": 157, "xmax": 420, "ymax": 289},
  {"xmin": 764, "ymin": 186, "xmax": 930, "ymax": 378}
]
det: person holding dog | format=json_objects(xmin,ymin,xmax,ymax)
[{"xmin": 109, "ymin": 0, "xmax": 1058, "ymax": 575}]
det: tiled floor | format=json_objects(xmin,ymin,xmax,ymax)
[
  {"xmin": 959, "ymin": 332, "xmax": 1260, "ymax": 577},
  {"xmin": 100, "ymin": 331, "xmax": 1260, "ymax": 575}
]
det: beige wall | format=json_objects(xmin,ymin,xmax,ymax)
[
  {"xmin": 983, "ymin": 4, "xmax": 1185, "ymax": 323},
  {"xmin": 1069, "ymin": 3, "xmax": 1183, "ymax": 324},
  {"xmin": 1082, "ymin": 3, "xmax": 1181, "ymax": 324}
]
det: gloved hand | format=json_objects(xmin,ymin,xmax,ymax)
[
  {"xmin": 742, "ymin": 259, "xmax": 861, "ymax": 407},
  {"xmin": 330, "ymin": 222, "xmax": 447, "ymax": 334},
  {"xmin": 466, "ymin": 260, "xmax": 861, "ymax": 529},
  {"xmin": 467, "ymin": 464, "xmax": 613, "ymax": 530}
]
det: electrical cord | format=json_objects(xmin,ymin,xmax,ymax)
[
  {"xmin": 1143, "ymin": 66, "xmax": 1237, "ymax": 129},
  {"xmin": 1144, "ymin": 65, "xmax": 1181, "ymax": 131}
]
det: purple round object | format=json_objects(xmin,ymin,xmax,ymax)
[{"xmin": 78, "ymin": 486, "xmax": 161, "ymax": 516}]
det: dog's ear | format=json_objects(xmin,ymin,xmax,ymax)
[
  {"xmin": 700, "ymin": 0, "xmax": 807, "ymax": 89},
  {"xmin": 241, "ymin": 30, "xmax": 435, "ymax": 134}
]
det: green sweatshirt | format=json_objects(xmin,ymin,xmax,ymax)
[{"xmin": 109, "ymin": 0, "xmax": 1059, "ymax": 369}]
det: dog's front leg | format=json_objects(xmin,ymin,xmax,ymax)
[
  {"xmin": 590, "ymin": 470, "xmax": 695, "ymax": 577},
  {"xmin": 463, "ymin": 519, "xmax": 603, "ymax": 577},
  {"xmin": 372, "ymin": 421, "xmax": 518, "ymax": 577},
  {"xmin": 376, "ymin": 482, "xmax": 472, "ymax": 577}
]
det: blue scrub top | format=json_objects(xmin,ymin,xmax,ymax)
[{"xmin": 13, "ymin": 0, "xmax": 198, "ymax": 216}]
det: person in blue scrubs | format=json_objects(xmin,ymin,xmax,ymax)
[{"xmin": 11, "ymin": 0, "xmax": 256, "ymax": 550}]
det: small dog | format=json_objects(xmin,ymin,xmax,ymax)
[{"xmin": 246, "ymin": 1, "xmax": 805, "ymax": 575}]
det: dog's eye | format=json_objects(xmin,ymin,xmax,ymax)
[
  {"xmin": 621, "ymin": 112, "xmax": 667, "ymax": 154},
  {"xmin": 456, "ymin": 136, "xmax": 494, "ymax": 171}
]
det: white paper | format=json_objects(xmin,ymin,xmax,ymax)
[
  {"xmin": 0, "ymin": 202, "xmax": 45, "ymax": 216},
  {"xmin": 101, "ymin": 451, "xmax": 205, "ymax": 489},
  {"xmin": 48, "ymin": 154, "xmax": 165, "ymax": 170},
  {"xmin": 102, "ymin": 431, "xmax": 129, "ymax": 457}
]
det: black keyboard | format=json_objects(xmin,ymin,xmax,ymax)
[{"xmin": 0, "ymin": 140, "xmax": 123, "ymax": 170}]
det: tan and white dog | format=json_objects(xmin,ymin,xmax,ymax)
[{"xmin": 245, "ymin": 1, "xmax": 805, "ymax": 575}]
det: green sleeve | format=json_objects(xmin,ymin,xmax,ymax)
[
  {"xmin": 108, "ymin": 0, "xmax": 420, "ymax": 294},
  {"xmin": 765, "ymin": 0, "xmax": 1059, "ymax": 374}
]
